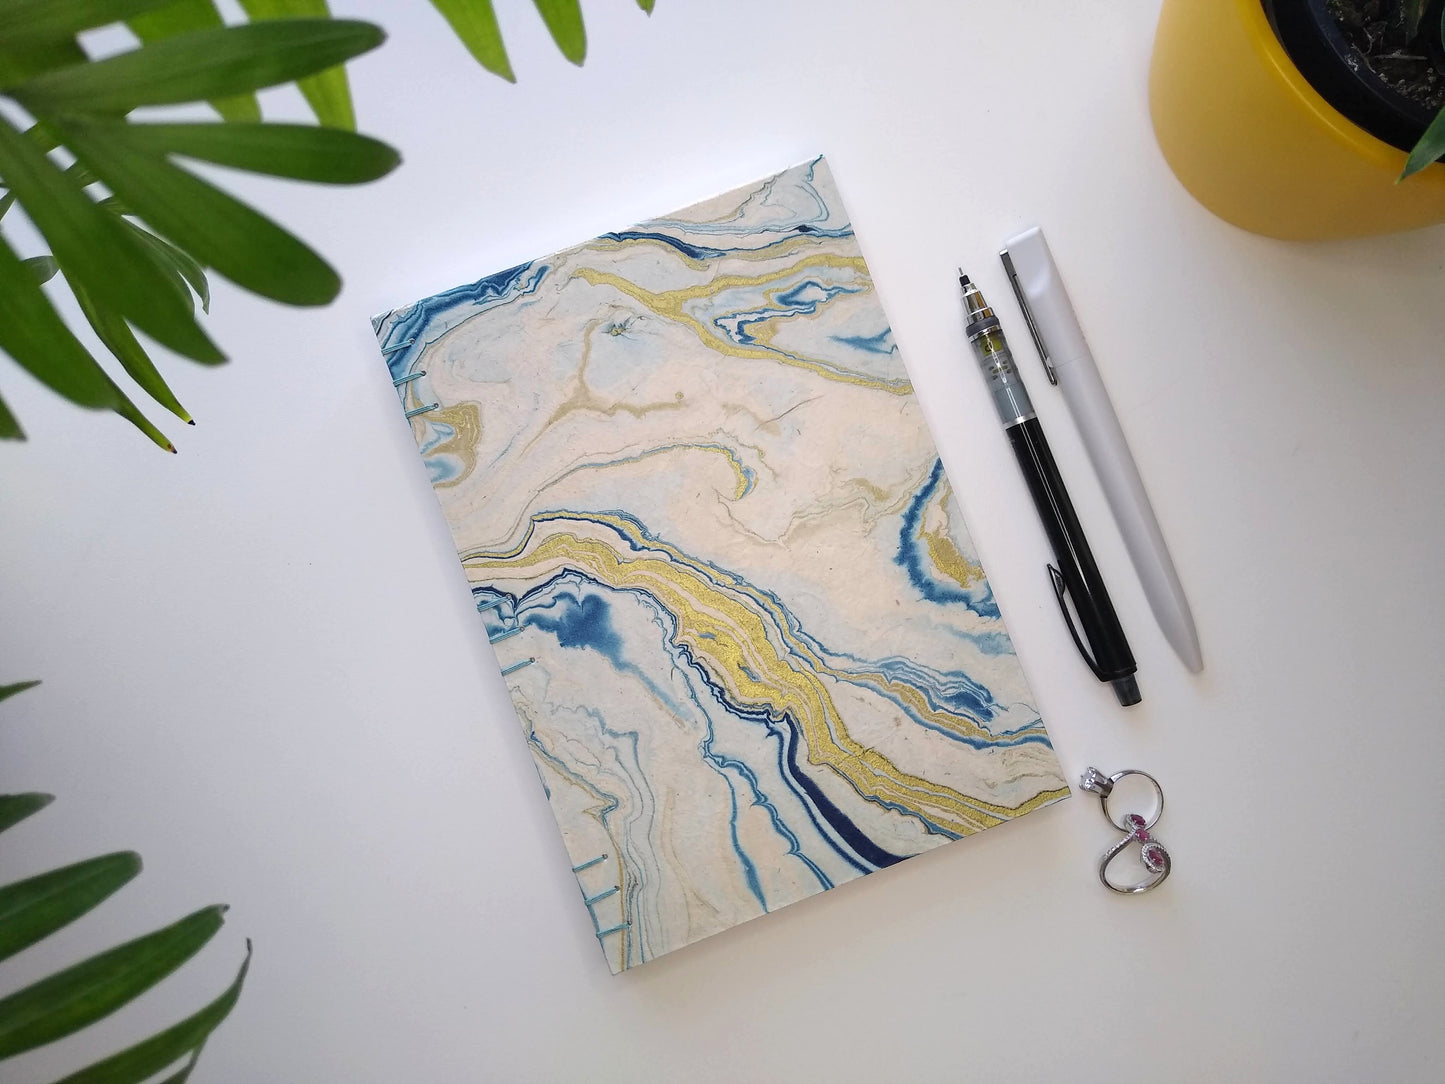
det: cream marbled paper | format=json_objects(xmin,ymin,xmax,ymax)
[{"xmin": 373, "ymin": 157, "xmax": 1067, "ymax": 973}]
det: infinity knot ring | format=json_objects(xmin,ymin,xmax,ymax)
[{"xmin": 1079, "ymin": 767, "xmax": 1171, "ymax": 894}]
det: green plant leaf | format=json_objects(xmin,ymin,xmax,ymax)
[
  {"xmin": 0, "ymin": 0, "xmax": 175, "ymax": 41},
  {"xmin": 127, "ymin": 0, "xmax": 262, "ymax": 124},
  {"xmin": 207, "ymin": 92, "xmax": 263, "ymax": 123},
  {"xmin": 65, "ymin": 158, "xmax": 98, "ymax": 187},
  {"xmin": 125, "ymin": 121, "xmax": 400, "ymax": 183},
  {"xmin": 0, "ymin": 904, "xmax": 226, "ymax": 1058},
  {"xmin": 637, "ymin": 0, "xmax": 655, "ymax": 12},
  {"xmin": 0, "ymin": 390, "xmax": 22, "ymax": 439},
  {"xmin": 69, "ymin": 275, "xmax": 192, "ymax": 423},
  {"xmin": 111, "ymin": 210, "xmax": 205, "ymax": 321},
  {"xmin": 52, "ymin": 940, "xmax": 252, "ymax": 1084},
  {"xmin": 0, "ymin": 34, "xmax": 86, "ymax": 87},
  {"xmin": 0, "ymin": 679, "xmax": 41, "ymax": 704},
  {"xmin": 57, "ymin": 115, "xmax": 340, "ymax": 305},
  {"xmin": 0, "ymin": 231, "xmax": 118, "ymax": 409},
  {"xmin": 105, "ymin": 370, "xmax": 176, "ymax": 451},
  {"xmin": 430, "ymin": 0, "xmax": 514, "ymax": 82},
  {"xmin": 156, "ymin": 1063, "xmax": 198, "ymax": 1084},
  {"xmin": 0, "ymin": 114, "xmax": 222, "ymax": 363},
  {"xmin": 25, "ymin": 120, "xmax": 62, "ymax": 153},
  {"xmin": 532, "ymin": 0, "xmax": 586, "ymax": 65},
  {"xmin": 238, "ymin": 0, "xmax": 355, "ymax": 129},
  {"xmin": 1401, "ymin": 103, "xmax": 1445, "ymax": 180},
  {"xmin": 0, "ymin": 792, "xmax": 54, "ymax": 835},
  {"xmin": 0, "ymin": 852, "xmax": 142, "ymax": 963},
  {"xmin": 12, "ymin": 18, "xmax": 385, "ymax": 114},
  {"xmin": 122, "ymin": 220, "xmax": 210, "ymax": 314},
  {"xmin": 22, "ymin": 254, "xmax": 58, "ymax": 283},
  {"xmin": 1403, "ymin": 0, "xmax": 1428, "ymax": 40}
]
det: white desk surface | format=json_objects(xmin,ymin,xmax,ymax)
[{"xmin": 3, "ymin": 2, "xmax": 1444, "ymax": 1080}]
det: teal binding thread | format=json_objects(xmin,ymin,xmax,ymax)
[
  {"xmin": 380, "ymin": 337, "xmax": 415, "ymax": 355},
  {"xmin": 392, "ymin": 370, "xmax": 426, "ymax": 386},
  {"xmin": 584, "ymin": 886, "xmax": 619, "ymax": 906},
  {"xmin": 571, "ymin": 854, "xmax": 607, "ymax": 873},
  {"xmin": 500, "ymin": 657, "xmax": 535, "ymax": 676},
  {"xmin": 404, "ymin": 403, "xmax": 439, "ymax": 419}
]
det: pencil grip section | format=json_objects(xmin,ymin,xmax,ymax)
[{"xmin": 971, "ymin": 326, "xmax": 1036, "ymax": 426}]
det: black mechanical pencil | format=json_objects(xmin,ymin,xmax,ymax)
[{"xmin": 958, "ymin": 271, "xmax": 1140, "ymax": 706}]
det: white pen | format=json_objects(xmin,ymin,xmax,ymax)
[{"xmin": 1000, "ymin": 226, "xmax": 1204, "ymax": 673}]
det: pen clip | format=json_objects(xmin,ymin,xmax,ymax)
[
  {"xmin": 1048, "ymin": 564, "xmax": 1105, "ymax": 680},
  {"xmin": 1000, "ymin": 248, "xmax": 1056, "ymax": 386}
]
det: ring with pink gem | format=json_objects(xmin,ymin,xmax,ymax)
[{"xmin": 1079, "ymin": 766, "xmax": 1172, "ymax": 894}]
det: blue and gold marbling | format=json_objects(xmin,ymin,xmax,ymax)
[{"xmin": 373, "ymin": 158, "xmax": 1067, "ymax": 973}]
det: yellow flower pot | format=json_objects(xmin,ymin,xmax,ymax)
[{"xmin": 1149, "ymin": 0, "xmax": 1445, "ymax": 240}]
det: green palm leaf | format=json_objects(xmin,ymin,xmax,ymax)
[
  {"xmin": 0, "ymin": 0, "xmax": 176, "ymax": 40},
  {"xmin": 69, "ymin": 274, "xmax": 194, "ymax": 423},
  {"xmin": 0, "ymin": 679, "xmax": 42, "ymax": 703},
  {"xmin": 1400, "ymin": 14, "xmax": 1445, "ymax": 181},
  {"xmin": 0, "ymin": 905, "xmax": 226, "ymax": 1058},
  {"xmin": 532, "ymin": 0, "xmax": 586, "ymax": 65},
  {"xmin": 22, "ymin": 254, "xmax": 58, "ymax": 282},
  {"xmin": 0, "ymin": 791, "xmax": 54, "ymax": 834},
  {"xmin": 0, "ymin": 230, "xmax": 118, "ymax": 408},
  {"xmin": 0, "ymin": 113, "xmax": 221, "ymax": 363},
  {"xmin": 58, "ymin": 114, "xmax": 344, "ymax": 305},
  {"xmin": 122, "ymin": 220, "xmax": 210, "ymax": 313},
  {"xmin": 239, "ymin": 0, "xmax": 355, "ymax": 129},
  {"xmin": 53, "ymin": 942, "xmax": 251, "ymax": 1084},
  {"xmin": 1, "ymin": 0, "xmax": 652, "ymax": 448},
  {"xmin": 0, "ymin": 689, "xmax": 245, "ymax": 1078},
  {"xmin": 0, "ymin": 390, "xmax": 22, "ymax": 439},
  {"xmin": 0, "ymin": 35, "xmax": 86, "ymax": 87},
  {"xmin": 126, "ymin": 121, "xmax": 400, "ymax": 182},
  {"xmin": 127, "ymin": 0, "xmax": 262, "ymax": 123},
  {"xmin": 429, "ymin": 0, "xmax": 514, "ymax": 82},
  {"xmin": 105, "ymin": 370, "xmax": 177, "ymax": 450},
  {"xmin": 11, "ymin": 19, "xmax": 384, "ymax": 112},
  {"xmin": 0, "ymin": 852, "xmax": 142, "ymax": 963}
]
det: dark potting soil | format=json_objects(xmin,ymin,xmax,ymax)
[{"xmin": 1325, "ymin": 0, "xmax": 1445, "ymax": 111}]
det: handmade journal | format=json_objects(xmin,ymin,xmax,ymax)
[{"xmin": 373, "ymin": 157, "xmax": 1068, "ymax": 972}]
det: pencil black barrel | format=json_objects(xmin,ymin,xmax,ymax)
[{"xmin": 1005, "ymin": 417, "xmax": 1139, "ymax": 700}]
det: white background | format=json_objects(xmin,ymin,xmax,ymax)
[{"xmin": 3, "ymin": 1, "xmax": 1444, "ymax": 1081}]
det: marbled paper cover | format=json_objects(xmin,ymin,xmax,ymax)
[{"xmin": 373, "ymin": 157, "xmax": 1068, "ymax": 973}]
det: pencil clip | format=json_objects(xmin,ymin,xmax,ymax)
[
  {"xmin": 1000, "ymin": 248, "xmax": 1056, "ymax": 385},
  {"xmin": 1048, "ymin": 564, "xmax": 1105, "ymax": 680}
]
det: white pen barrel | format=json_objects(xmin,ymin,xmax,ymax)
[
  {"xmin": 1055, "ymin": 354, "xmax": 1202, "ymax": 672},
  {"xmin": 1003, "ymin": 225, "xmax": 1203, "ymax": 673}
]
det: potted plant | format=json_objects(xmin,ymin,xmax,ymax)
[{"xmin": 1149, "ymin": 0, "xmax": 1445, "ymax": 239}]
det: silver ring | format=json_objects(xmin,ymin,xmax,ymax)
[
  {"xmin": 1100, "ymin": 769, "xmax": 1164, "ymax": 832},
  {"xmin": 1079, "ymin": 766, "xmax": 1171, "ymax": 895}
]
